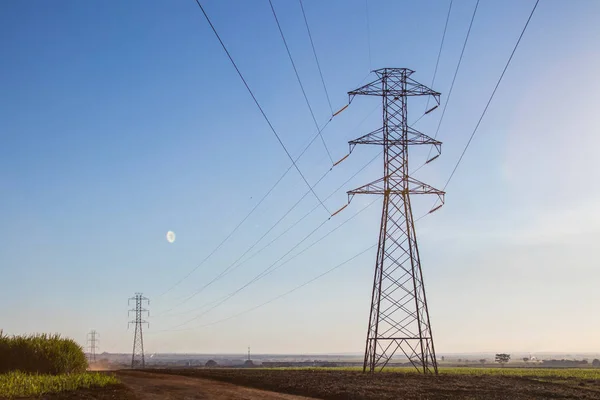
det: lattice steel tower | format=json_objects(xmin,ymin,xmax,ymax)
[
  {"xmin": 128, "ymin": 293, "xmax": 149, "ymax": 369},
  {"xmin": 347, "ymin": 68, "xmax": 444, "ymax": 373},
  {"xmin": 87, "ymin": 330, "xmax": 99, "ymax": 363}
]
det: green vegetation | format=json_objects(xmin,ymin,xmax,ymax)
[
  {"xmin": 0, "ymin": 371, "xmax": 118, "ymax": 398},
  {"xmin": 439, "ymin": 367, "xmax": 600, "ymax": 380},
  {"xmin": 258, "ymin": 366, "xmax": 600, "ymax": 380},
  {"xmin": 0, "ymin": 333, "xmax": 87, "ymax": 375},
  {"xmin": 0, "ymin": 333, "xmax": 117, "ymax": 398}
]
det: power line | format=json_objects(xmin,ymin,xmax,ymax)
[
  {"xmin": 425, "ymin": 0, "xmax": 454, "ymax": 112},
  {"xmin": 157, "ymin": 149, "xmax": 382, "ymax": 318},
  {"xmin": 151, "ymin": 243, "xmax": 376, "ymax": 333},
  {"xmin": 365, "ymin": 0, "xmax": 372, "ymax": 70},
  {"xmin": 443, "ymin": 0, "xmax": 540, "ymax": 191},
  {"xmin": 168, "ymin": 107, "xmax": 421, "ymax": 312},
  {"xmin": 425, "ymin": 0, "xmax": 540, "ymax": 216},
  {"xmin": 171, "ymin": 196, "xmax": 380, "ymax": 329},
  {"xmin": 159, "ymin": 118, "xmax": 333, "ymax": 298},
  {"xmin": 157, "ymin": 103, "xmax": 377, "ymax": 305},
  {"xmin": 193, "ymin": 0, "xmax": 330, "ymax": 214},
  {"xmin": 159, "ymin": 1, "xmax": 347, "ymax": 297},
  {"xmin": 182, "ymin": 150, "xmax": 383, "ymax": 306},
  {"xmin": 269, "ymin": 0, "xmax": 334, "ymax": 164},
  {"xmin": 299, "ymin": 0, "xmax": 333, "ymax": 116},
  {"xmin": 426, "ymin": 0, "xmax": 480, "ymax": 161},
  {"xmin": 173, "ymin": 219, "xmax": 328, "ymax": 328},
  {"xmin": 161, "ymin": 162, "xmax": 333, "ymax": 313},
  {"xmin": 159, "ymin": 103, "xmax": 407, "ymax": 314}
]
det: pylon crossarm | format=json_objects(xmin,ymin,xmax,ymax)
[
  {"xmin": 349, "ymin": 77, "xmax": 387, "ymax": 100},
  {"xmin": 349, "ymin": 127, "xmax": 385, "ymax": 151},
  {"xmin": 406, "ymin": 177, "xmax": 444, "ymax": 196},
  {"xmin": 347, "ymin": 178, "xmax": 386, "ymax": 202}
]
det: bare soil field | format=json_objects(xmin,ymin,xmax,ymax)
[
  {"xmin": 150, "ymin": 368, "xmax": 600, "ymax": 399},
  {"xmin": 115, "ymin": 370, "xmax": 314, "ymax": 399}
]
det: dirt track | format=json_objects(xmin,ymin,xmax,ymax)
[{"xmin": 115, "ymin": 370, "xmax": 315, "ymax": 400}]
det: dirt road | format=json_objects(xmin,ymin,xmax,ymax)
[{"xmin": 115, "ymin": 370, "xmax": 316, "ymax": 400}]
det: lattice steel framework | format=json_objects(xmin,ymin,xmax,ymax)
[
  {"xmin": 347, "ymin": 68, "xmax": 444, "ymax": 374},
  {"xmin": 128, "ymin": 293, "xmax": 149, "ymax": 369},
  {"xmin": 87, "ymin": 330, "xmax": 99, "ymax": 363}
]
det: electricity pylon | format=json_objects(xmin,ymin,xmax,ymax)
[
  {"xmin": 347, "ymin": 68, "xmax": 444, "ymax": 374},
  {"xmin": 128, "ymin": 293, "xmax": 149, "ymax": 369},
  {"xmin": 87, "ymin": 330, "xmax": 99, "ymax": 363}
]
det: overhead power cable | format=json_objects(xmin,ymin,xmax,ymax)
[
  {"xmin": 163, "ymin": 149, "xmax": 383, "ymax": 313},
  {"xmin": 160, "ymin": 161, "xmax": 332, "ymax": 314},
  {"xmin": 269, "ymin": 0, "xmax": 334, "ymax": 164},
  {"xmin": 159, "ymin": 102, "xmax": 413, "ymax": 313},
  {"xmin": 159, "ymin": 114, "xmax": 333, "ymax": 298},
  {"xmin": 159, "ymin": 1, "xmax": 346, "ymax": 297},
  {"xmin": 443, "ymin": 0, "xmax": 540, "ymax": 190},
  {"xmin": 171, "ymin": 196, "xmax": 380, "ymax": 329},
  {"xmin": 365, "ymin": 0, "xmax": 372, "ymax": 70},
  {"xmin": 425, "ymin": 0, "xmax": 480, "ymax": 161},
  {"xmin": 159, "ymin": 148, "xmax": 381, "ymax": 315},
  {"xmin": 150, "ymin": 243, "xmax": 376, "ymax": 333},
  {"xmin": 161, "ymin": 105, "xmax": 423, "ymax": 313},
  {"xmin": 193, "ymin": 0, "xmax": 330, "ymax": 214},
  {"xmin": 158, "ymin": 103, "xmax": 378, "ymax": 307},
  {"xmin": 299, "ymin": 0, "xmax": 333, "ymax": 116},
  {"xmin": 426, "ymin": 0, "xmax": 540, "ymax": 214},
  {"xmin": 424, "ymin": 0, "xmax": 454, "ymax": 112}
]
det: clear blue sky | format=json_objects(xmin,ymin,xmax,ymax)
[{"xmin": 1, "ymin": 0, "xmax": 599, "ymax": 355}]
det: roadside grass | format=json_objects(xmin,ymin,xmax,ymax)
[
  {"xmin": 0, "ymin": 371, "xmax": 119, "ymax": 398},
  {"xmin": 257, "ymin": 366, "xmax": 600, "ymax": 380}
]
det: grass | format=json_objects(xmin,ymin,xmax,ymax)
[
  {"xmin": 0, "ymin": 371, "xmax": 119, "ymax": 398},
  {"xmin": 258, "ymin": 366, "xmax": 600, "ymax": 380},
  {"xmin": 440, "ymin": 367, "xmax": 600, "ymax": 380}
]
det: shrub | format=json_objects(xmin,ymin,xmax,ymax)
[{"xmin": 0, "ymin": 333, "xmax": 88, "ymax": 375}]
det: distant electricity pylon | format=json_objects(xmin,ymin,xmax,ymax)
[
  {"xmin": 347, "ymin": 68, "xmax": 443, "ymax": 374},
  {"xmin": 128, "ymin": 293, "xmax": 149, "ymax": 369},
  {"xmin": 87, "ymin": 330, "xmax": 99, "ymax": 363}
]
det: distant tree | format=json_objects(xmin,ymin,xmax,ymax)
[
  {"xmin": 457, "ymin": 358, "xmax": 462, "ymax": 363},
  {"xmin": 592, "ymin": 359, "xmax": 600, "ymax": 367},
  {"xmin": 495, "ymin": 354, "xmax": 511, "ymax": 367},
  {"xmin": 441, "ymin": 356, "xmax": 445, "ymax": 362},
  {"xmin": 523, "ymin": 357, "xmax": 529, "ymax": 363},
  {"xmin": 479, "ymin": 359, "xmax": 486, "ymax": 365},
  {"xmin": 205, "ymin": 360, "xmax": 218, "ymax": 368}
]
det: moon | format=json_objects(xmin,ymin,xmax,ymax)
[{"xmin": 166, "ymin": 231, "xmax": 176, "ymax": 243}]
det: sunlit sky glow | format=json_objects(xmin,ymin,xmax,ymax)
[{"xmin": 1, "ymin": 0, "xmax": 599, "ymax": 355}]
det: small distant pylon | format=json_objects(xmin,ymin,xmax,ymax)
[
  {"xmin": 128, "ymin": 293, "xmax": 149, "ymax": 369},
  {"xmin": 248, "ymin": 346, "xmax": 250, "ymax": 361},
  {"xmin": 87, "ymin": 330, "xmax": 99, "ymax": 363}
]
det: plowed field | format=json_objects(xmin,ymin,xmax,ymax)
[{"xmin": 151, "ymin": 368, "xmax": 600, "ymax": 399}]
